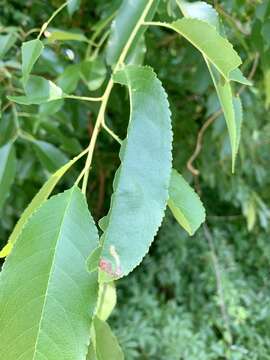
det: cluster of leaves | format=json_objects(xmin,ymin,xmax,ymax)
[{"xmin": 0, "ymin": 0, "xmax": 269, "ymax": 359}]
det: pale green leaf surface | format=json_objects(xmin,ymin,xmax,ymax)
[
  {"xmin": 229, "ymin": 68, "xmax": 252, "ymax": 85},
  {"xmin": 67, "ymin": 0, "xmax": 81, "ymax": 15},
  {"xmin": 160, "ymin": 18, "xmax": 241, "ymax": 80},
  {"xmin": 8, "ymin": 75, "xmax": 64, "ymax": 105},
  {"xmin": 106, "ymin": 0, "xmax": 159, "ymax": 66},
  {"xmin": 0, "ymin": 149, "xmax": 87, "ymax": 258},
  {"xmin": 96, "ymin": 283, "xmax": 117, "ymax": 321},
  {"xmin": 33, "ymin": 140, "xmax": 69, "ymax": 173},
  {"xmin": 0, "ymin": 142, "xmax": 16, "ymax": 212},
  {"xmin": 168, "ymin": 169, "xmax": 205, "ymax": 235},
  {"xmin": 99, "ymin": 65, "xmax": 172, "ymax": 279},
  {"xmin": 92, "ymin": 317, "xmax": 124, "ymax": 360},
  {"xmin": 48, "ymin": 30, "xmax": 87, "ymax": 42},
  {"xmin": 0, "ymin": 186, "xmax": 99, "ymax": 360},
  {"xmin": 176, "ymin": 0, "xmax": 219, "ymax": 29},
  {"xmin": 21, "ymin": 39, "xmax": 44, "ymax": 85}
]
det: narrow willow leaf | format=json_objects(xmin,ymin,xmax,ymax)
[
  {"xmin": 0, "ymin": 149, "xmax": 87, "ymax": 258},
  {"xmin": 175, "ymin": 1, "xmax": 245, "ymax": 171},
  {"xmin": 96, "ymin": 283, "xmax": 117, "ymax": 321},
  {"xmin": 168, "ymin": 169, "xmax": 205, "ymax": 235},
  {"xmin": 0, "ymin": 142, "xmax": 16, "ymax": 212},
  {"xmin": 8, "ymin": 75, "xmax": 64, "ymax": 105},
  {"xmin": 158, "ymin": 18, "xmax": 241, "ymax": 80},
  {"xmin": 33, "ymin": 140, "xmax": 69, "ymax": 173},
  {"xmin": 21, "ymin": 39, "xmax": 44, "ymax": 85},
  {"xmin": 106, "ymin": 0, "xmax": 159, "ymax": 66},
  {"xmin": 0, "ymin": 186, "xmax": 99, "ymax": 360},
  {"xmin": 207, "ymin": 64, "xmax": 242, "ymax": 171},
  {"xmin": 0, "ymin": 33, "xmax": 16, "ymax": 59},
  {"xmin": 91, "ymin": 317, "xmax": 124, "ymax": 360},
  {"xmin": 48, "ymin": 30, "xmax": 87, "ymax": 42},
  {"xmin": 67, "ymin": 0, "xmax": 81, "ymax": 15},
  {"xmin": 99, "ymin": 65, "xmax": 172, "ymax": 279}
]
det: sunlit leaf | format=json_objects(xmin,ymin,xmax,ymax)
[
  {"xmin": 168, "ymin": 169, "xmax": 205, "ymax": 235},
  {"xmin": 90, "ymin": 316, "xmax": 124, "ymax": 360},
  {"xmin": 47, "ymin": 30, "xmax": 87, "ymax": 42},
  {"xmin": 0, "ymin": 149, "xmax": 87, "ymax": 258},
  {"xmin": 0, "ymin": 186, "xmax": 99, "ymax": 360}
]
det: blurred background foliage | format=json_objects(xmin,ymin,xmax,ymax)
[{"xmin": 0, "ymin": 0, "xmax": 269, "ymax": 358}]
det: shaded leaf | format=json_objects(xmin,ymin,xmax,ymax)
[
  {"xmin": 99, "ymin": 65, "xmax": 172, "ymax": 279},
  {"xmin": 168, "ymin": 169, "xmax": 205, "ymax": 235},
  {"xmin": 57, "ymin": 64, "xmax": 81, "ymax": 94},
  {"xmin": 0, "ymin": 148, "xmax": 87, "ymax": 258},
  {"xmin": 33, "ymin": 140, "xmax": 69, "ymax": 172},
  {"xmin": 0, "ymin": 186, "xmax": 99, "ymax": 359},
  {"xmin": 8, "ymin": 75, "xmax": 64, "ymax": 105},
  {"xmin": 67, "ymin": 0, "xmax": 81, "ymax": 15},
  {"xmin": 21, "ymin": 39, "xmax": 44, "ymax": 85},
  {"xmin": 0, "ymin": 33, "xmax": 16, "ymax": 59},
  {"xmin": 106, "ymin": 0, "xmax": 159, "ymax": 66},
  {"xmin": 80, "ymin": 58, "xmax": 107, "ymax": 91},
  {"xmin": 0, "ymin": 142, "xmax": 16, "ymax": 213}
]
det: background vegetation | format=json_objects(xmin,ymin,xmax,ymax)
[{"xmin": 0, "ymin": 0, "xmax": 269, "ymax": 358}]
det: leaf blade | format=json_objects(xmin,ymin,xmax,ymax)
[
  {"xmin": 0, "ymin": 149, "xmax": 87, "ymax": 258},
  {"xmin": 99, "ymin": 65, "xmax": 172, "ymax": 279},
  {"xmin": 0, "ymin": 142, "xmax": 16, "ymax": 213},
  {"xmin": 168, "ymin": 169, "xmax": 205, "ymax": 235},
  {"xmin": 0, "ymin": 186, "xmax": 99, "ymax": 360},
  {"xmin": 21, "ymin": 39, "xmax": 44, "ymax": 85}
]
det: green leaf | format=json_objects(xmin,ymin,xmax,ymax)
[
  {"xmin": 0, "ymin": 149, "xmax": 87, "ymax": 258},
  {"xmin": 168, "ymin": 169, "xmax": 205, "ymax": 235},
  {"xmin": 0, "ymin": 142, "xmax": 16, "ymax": 213},
  {"xmin": 0, "ymin": 186, "xmax": 99, "ymax": 360},
  {"xmin": 0, "ymin": 33, "xmax": 16, "ymax": 59},
  {"xmin": 48, "ymin": 30, "xmax": 87, "ymax": 42},
  {"xmin": 229, "ymin": 68, "xmax": 252, "ymax": 86},
  {"xmin": 33, "ymin": 140, "xmax": 69, "ymax": 173},
  {"xmin": 91, "ymin": 316, "xmax": 124, "ymax": 360},
  {"xmin": 8, "ymin": 75, "xmax": 64, "ymax": 105},
  {"xmin": 159, "ymin": 18, "xmax": 241, "ymax": 80},
  {"xmin": 175, "ymin": 1, "xmax": 245, "ymax": 171},
  {"xmin": 96, "ymin": 283, "xmax": 117, "ymax": 321},
  {"xmin": 176, "ymin": 0, "xmax": 219, "ymax": 29},
  {"xmin": 21, "ymin": 39, "xmax": 44, "ymax": 85},
  {"xmin": 67, "ymin": 0, "xmax": 81, "ymax": 15},
  {"xmin": 80, "ymin": 58, "xmax": 107, "ymax": 91},
  {"xmin": 57, "ymin": 64, "xmax": 81, "ymax": 94},
  {"xmin": 207, "ymin": 64, "xmax": 243, "ymax": 171},
  {"xmin": 106, "ymin": 0, "xmax": 159, "ymax": 66},
  {"xmin": 99, "ymin": 65, "xmax": 172, "ymax": 279}
]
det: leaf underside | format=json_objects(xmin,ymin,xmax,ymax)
[{"xmin": 99, "ymin": 65, "xmax": 172, "ymax": 280}]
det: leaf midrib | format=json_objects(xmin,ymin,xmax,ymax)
[{"xmin": 32, "ymin": 187, "xmax": 75, "ymax": 359}]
